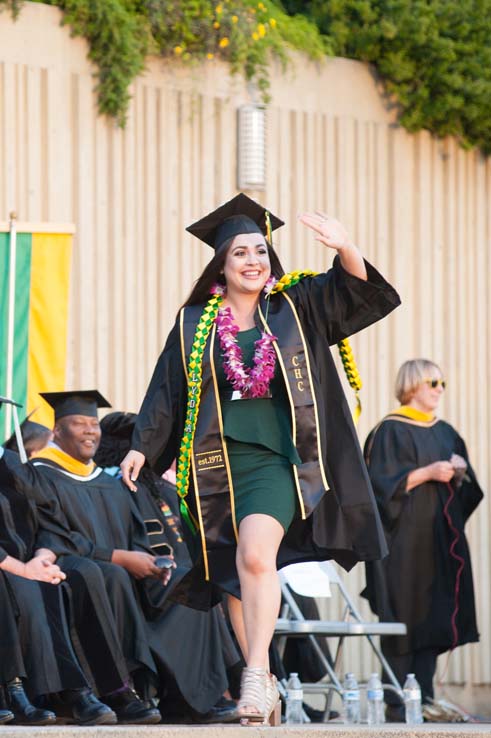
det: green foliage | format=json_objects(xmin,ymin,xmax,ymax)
[
  {"xmin": 2, "ymin": 0, "xmax": 491, "ymax": 151},
  {"xmin": 0, "ymin": 0, "xmax": 23, "ymax": 16},
  {"xmin": 143, "ymin": 0, "xmax": 326, "ymax": 100},
  {"xmin": 58, "ymin": 0, "xmax": 149, "ymax": 124},
  {"xmin": 0, "ymin": 0, "xmax": 325, "ymax": 122},
  {"xmin": 280, "ymin": 0, "xmax": 491, "ymax": 154}
]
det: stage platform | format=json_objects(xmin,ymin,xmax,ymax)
[{"xmin": 1, "ymin": 725, "xmax": 491, "ymax": 737}]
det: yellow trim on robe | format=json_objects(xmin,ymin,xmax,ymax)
[
  {"xmin": 391, "ymin": 405, "xmax": 435, "ymax": 423},
  {"xmin": 27, "ymin": 233, "xmax": 72, "ymax": 428},
  {"xmin": 31, "ymin": 446, "xmax": 96, "ymax": 476}
]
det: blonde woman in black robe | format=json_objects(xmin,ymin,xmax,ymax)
[{"xmin": 363, "ymin": 359, "xmax": 483, "ymax": 721}]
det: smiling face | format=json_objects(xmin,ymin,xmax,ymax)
[
  {"xmin": 222, "ymin": 232, "xmax": 271, "ymax": 298},
  {"xmin": 54, "ymin": 414, "xmax": 101, "ymax": 463},
  {"xmin": 409, "ymin": 368, "xmax": 445, "ymax": 413}
]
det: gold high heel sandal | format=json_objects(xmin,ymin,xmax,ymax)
[{"xmin": 238, "ymin": 668, "xmax": 281, "ymax": 726}]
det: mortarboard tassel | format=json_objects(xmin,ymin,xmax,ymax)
[{"xmin": 265, "ymin": 210, "xmax": 272, "ymax": 246}]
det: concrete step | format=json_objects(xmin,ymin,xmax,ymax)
[{"xmin": 1, "ymin": 725, "xmax": 491, "ymax": 737}]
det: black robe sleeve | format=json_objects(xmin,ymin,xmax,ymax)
[
  {"xmin": 363, "ymin": 420, "xmax": 419, "ymax": 531},
  {"xmin": 131, "ymin": 322, "xmax": 185, "ymax": 469},
  {"xmin": 122, "ymin": 484, "xmax": 158, "ymax": 556},
  {"xmin": 452, "ymin": 434, "xmax": 484, "ymax": 522},
  {"xmin": 292, "ymin": 255, "xmax": 401, "ymax": 346},
  {"xmin": 0, "ymin": 449, "xmax": 113, "ymax": 561}
]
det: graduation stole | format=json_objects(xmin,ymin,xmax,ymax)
[
  {"xmin": 271, "ymin": 270, "xmax": 362, "ymax": 422},
  {"xmin": 176, "ymin": 271, "xmax": 362, "ymax": 534}
]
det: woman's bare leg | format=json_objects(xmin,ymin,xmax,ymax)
[{"xmin": 235, "ymin": 514, "xmax": 284, "ymax": 714}]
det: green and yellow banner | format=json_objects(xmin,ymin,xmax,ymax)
[{"xmin": 0, "ymin": 222, "xmax": 74, "ymax": 440}]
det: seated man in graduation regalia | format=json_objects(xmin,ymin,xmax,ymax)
[
  {"xmin": 0, "ymin": 398, "xmax": 116, "ymax": 726},
  {"xmin": 95, "ymin": 411, "xmax": 242, "ymax": 722},
  {"xmin": 0, "ymin": 392, "xmax": 162, "ymax": 724},
  {"xmin": 1, "ymin": 390, "xmax": 238, "ymax": 723}
]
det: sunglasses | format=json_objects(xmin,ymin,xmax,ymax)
[{"xmin": 423, "ymin": 378, "xmax": 446, "ymax": 389}]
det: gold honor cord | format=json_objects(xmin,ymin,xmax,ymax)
[
  {"xmin": 177, "ymin": 272, "xmax": 363, "ymax": 534},
  {"xmin": 337, "ymin": 338, "xmax": 362, "ymax": 423}
]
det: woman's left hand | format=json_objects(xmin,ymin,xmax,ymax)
[
  {"xmin": 450, "ymin": 453, "xmax": 467, "ymax": 471},
  {"xmin": 299, "ymin": 210, "xmax": 367, "ymax": 280},
  {"xmin": 298, "ymin": 211, "xmax": 353, "ymax": 252},
  {"xmin": 450, "ymin": 453, "xmax": 468, "ymax": 485}
]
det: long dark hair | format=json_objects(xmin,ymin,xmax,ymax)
[{"xmin": 182, "ymin": 237, "xmax": 286, "ymax": 308}]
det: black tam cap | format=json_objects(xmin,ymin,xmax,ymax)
[
  {"xmin": 39, "ymin": 390, "xmax": 111, "ymax": 421},
  {"xmin": 186, "ymin": 193, "xmax": 284, "ymax": 251}
]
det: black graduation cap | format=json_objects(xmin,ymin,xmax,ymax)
[
  {"xmin": 39, "ymin": 390, "xmax": 111, "ymax": 421},
  {"xmin": 186, "ymin": 193, "xmax": 284, "ymax": 250}
]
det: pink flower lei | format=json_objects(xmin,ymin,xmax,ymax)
[{"xmin": 210, "ymin": 279, "xmax": 278, "ymax": 399}]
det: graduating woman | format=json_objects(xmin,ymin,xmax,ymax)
[
  {"xmin": 363, "ymin": 359, "xmax": 483, "ymax": 720},
  {"xmin": 121, "ymin": 194, "xmax": 400, "ymax": 725}
]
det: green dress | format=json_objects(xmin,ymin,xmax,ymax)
[{"xmin": 216, "ymin": 326, "xmax": 300, "ymax": 531}]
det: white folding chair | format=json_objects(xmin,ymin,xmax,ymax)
[{"xmin": 274, "ymin": 561, "xmax": 406, "ymax": 720}]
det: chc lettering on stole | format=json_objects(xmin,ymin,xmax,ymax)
[{"xmin": 291, "ymin": 354, "xmax": 305, "ymax": 393}]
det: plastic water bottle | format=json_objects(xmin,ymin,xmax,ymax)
[
  {"xmin": 403, "ymin": 673, "xmax": 423, "ymax": 724},
  {"xmin": 343, "ymin": 672, "xmax": 360, "ymax": 724},
  {"xmin": 285, "ymin": 672, "xmax": 303, "ymax": 724},
  {"xmin": 366, "ymin": 672, "xmax": 385, "ymax": 725}
]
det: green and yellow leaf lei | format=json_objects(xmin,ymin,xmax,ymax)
[{"xmin": 175, "ymin": 294, "xmax": 223, "ymax": 534}]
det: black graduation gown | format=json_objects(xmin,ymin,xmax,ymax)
[
  {"xmin": 132, "ymin": 472, "xmax": 192, "ymax": 567},
  {"xmin": 1, "ymin": 449, "xmax": 153, "ymax": 694},
  {"xmin": 0, "ymin": 453, "xmax": 87, "ymax": 697},
  {"xmin": 125, "ymin": 470, "xmax": 240, "ymax": 674},
  {"xmin": 131, "ymin": 257, "xmax": 401, "ymax": 607},
  {"xmin": 2, "ymin": 450, "xmax": 233, "ymax": 712},
  {"xmin": 362, "ymin": 414, "xmax": 483, "ymax": 656},
  {"xmin": 0, "ymin": 572, "xmax": 25, "ymax": 683}
]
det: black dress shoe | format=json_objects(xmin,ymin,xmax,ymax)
[
  {"xmin": 6, "ymin": 678, "xmax": 56, "ymax": 725},
  {"xmin": 199, "ymin": 696, "xmax": 239, "ymax": 724},
  {"xmin": 385, "ymin": 703, "xmax": 406, "ymax": 722},
  {"xmin": 160, "ymin": 696, "xmax": 239, "ymax": 725},
  {"xmin": 0, "ymin": 709, "xmax": 14, "ymax": 724},
  {"xmin": 302, "ymin": 702, "xmax": 340, "ymax": 722},
  {"xmin": 63, "ymin": 688, "xmax": 116, "ymax": 725},
  {"xmin": 104, "ymin": 688, "xmax": 160, "ymax": 724}
]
